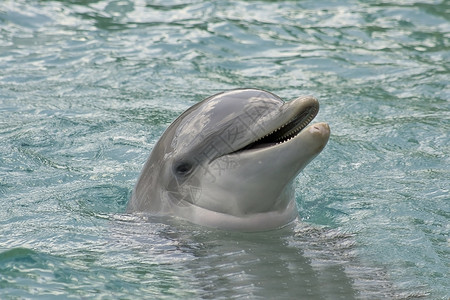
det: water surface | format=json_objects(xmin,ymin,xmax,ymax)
[{"xmin": 0, "ymin": 0, "xmax": 448, "ymax": 299}]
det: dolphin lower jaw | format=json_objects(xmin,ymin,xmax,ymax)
[
  {"xmin": 219, "ymin": 122, "xmax": 330, "ymax": 171},
  {"xmin": 188, "ymin": 122, "xmax": 330, "ymax": 221}
]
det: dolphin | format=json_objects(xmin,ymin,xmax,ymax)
[{"xmin": 127, "ymin": 88, "xmax": 330, "ymax": 231}]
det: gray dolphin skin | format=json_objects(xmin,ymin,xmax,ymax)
[{"xmin": 127, "ymin": 89, "xmax": 330, "ymax": 231}]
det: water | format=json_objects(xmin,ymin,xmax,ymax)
[{"xmin": 0, "ymin": 0, "xmax": 448, "ymax": 298}]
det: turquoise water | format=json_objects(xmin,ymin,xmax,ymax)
[{"xmin": 0, "ymin": 0, "xmax": 448, "ymax": 299}]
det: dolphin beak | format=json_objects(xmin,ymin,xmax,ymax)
[{"xmin": 231, "ymin": 96, "xmax": 321, "ymax": 153}]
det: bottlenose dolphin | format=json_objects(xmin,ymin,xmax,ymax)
[{"xmin": 127, "ymin": 89, "xmax": 330, "ymax": 231}]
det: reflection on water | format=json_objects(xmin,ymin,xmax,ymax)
[{"xmin": 108, "ymin": 216, "xmax": 420, "ymax": 299}]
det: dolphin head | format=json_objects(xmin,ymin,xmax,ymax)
[{"xmin": 127, "ymin": 89, "xmax": 330, "ymax": 231}]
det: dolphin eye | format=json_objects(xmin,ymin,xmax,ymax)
[{"xmin": 174, "ymin": 161, "xmax": 193, "ymax": 176}]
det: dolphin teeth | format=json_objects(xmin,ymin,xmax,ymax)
[{"xmin": 234, "ymin": 105, "xmax": 318, "ymax": 153}]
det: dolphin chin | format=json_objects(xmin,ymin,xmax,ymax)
[{"xmin": 127, "ymin": 88, "xmax": 330, "ymax": 232}]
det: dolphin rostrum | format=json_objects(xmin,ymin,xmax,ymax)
[{"xmin": 127, "ymin": 88, "xmax": 330, "ymax": 231}]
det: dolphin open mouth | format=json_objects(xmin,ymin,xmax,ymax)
[{"xmin": 236, "ymin": 101, "xmax": 319, "ymax": 152}]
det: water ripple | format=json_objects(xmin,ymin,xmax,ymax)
[{"xmin": 1, "ymin": 0, "xmax": 448, "ymax": 299}]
